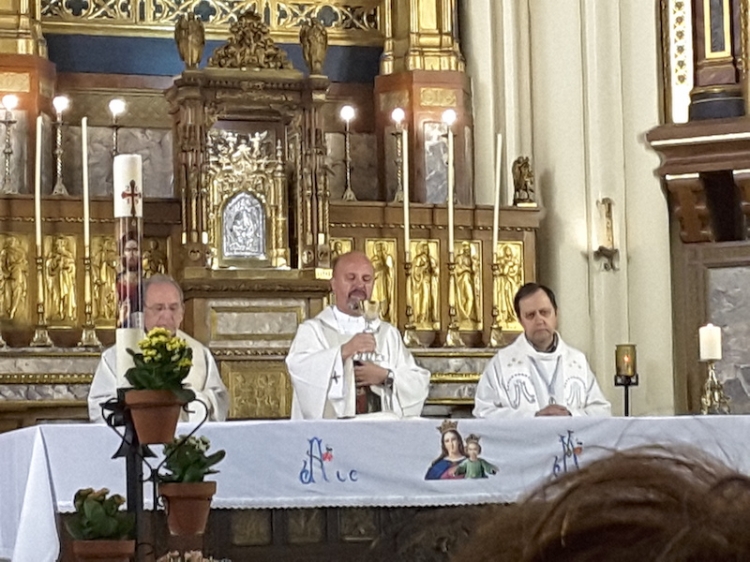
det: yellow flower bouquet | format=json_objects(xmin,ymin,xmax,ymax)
[{"xmin": 125, "ymin": 327, "xmax": 196, "ymax": 403}]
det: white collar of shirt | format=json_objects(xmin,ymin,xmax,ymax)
[{"xmin": 331, "ymin": 306, "xmax": 366, "ymax": 335}]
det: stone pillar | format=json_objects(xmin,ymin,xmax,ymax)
[
  {"xmin": 461, "ymin": 0, "xmax": 533, "ymax": 206},
  {"xmin": 375, "ymin": 0, "xmax": 473, "ymax": 204},
  {"xmin": 0, "ymin": 0, "xmax": 55, "ymax": 195},
  {"xmin": 531, "ymin": 0, "xmax": 674, "ymax": 415}
]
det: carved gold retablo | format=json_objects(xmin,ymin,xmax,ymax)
[{"xmin": 208, "ymin": 10, "xmax": 293, "ymax": 70}]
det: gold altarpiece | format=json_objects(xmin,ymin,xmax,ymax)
[{"xmin": 0, "ymin": 1, "xmax": 542, "ymax": 432}]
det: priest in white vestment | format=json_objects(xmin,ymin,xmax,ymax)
[
  {"xmin": 88, "ymin": 274, "xmax": 229, "ymax": 423},
  {"xmin": 286, "ymin": 251, "xmax": 430, "ymax": 419},
  {"xmin": 474, "ymin": 283, "xmax": 611, "ymax": 418}
]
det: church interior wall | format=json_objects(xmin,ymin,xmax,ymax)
[{"xmin": 463, "ymin": 0, "xmax": 674, "ymax": 414}]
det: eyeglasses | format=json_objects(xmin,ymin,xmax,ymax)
[{"xmin": 144, "ymin": 304, "xmax": 183, "ymax": 314}]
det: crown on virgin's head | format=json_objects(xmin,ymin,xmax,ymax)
[{"xmin": 437, "ymin": 420, "xmax": 458, "ymax": 434}]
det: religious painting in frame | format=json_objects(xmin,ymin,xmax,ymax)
[
  {"xmin": 409, "ymin": 239, "xmax": 440, "ymax": 331},
  {"xmin": 365, "ymin": 238, "xmax": 397, "ymax": 324},
  {"xmin": 423, "ymin": 122, "xmax": 448, "ymax": 204},
  {"xmin": 495, "ymin": 241, "xmax": 524, "ymax": 331},
  {"xmin": 452, "ymin": 240, "xmax": 482, "ymax": 332}
]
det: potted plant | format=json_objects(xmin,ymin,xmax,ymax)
[
  {"xmin": 65, "ymin": 488, "xmax": 135, "ymax": 562},
  {"xmin": 158, "ymin": 434, "xmax": 226, "ymax": 536},
  {"xmin": 123, "ymin": 327, "xmax": 196, "ymax": 444}
]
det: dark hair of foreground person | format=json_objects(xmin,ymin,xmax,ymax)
[{"xmin": 451, "ymin": 447, "xmax": 750, "ymax": 562}]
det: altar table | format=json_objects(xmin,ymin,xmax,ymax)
[{"xmin": 3, "ymin": 416, "xmax": 750, "ymax": 562}]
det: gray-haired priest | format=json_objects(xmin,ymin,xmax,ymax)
[
  {"xmin": 286, "ymin": 251, "xmax": 430, "ymax": 419},
  {"xmin": 88, "ymin": 274, "xmax": 229, "ymax": 423}
]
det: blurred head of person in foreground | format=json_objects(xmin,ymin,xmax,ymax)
[{"xmin": 452, "ymin": 446, "xmax": 750, "ymax": 562}]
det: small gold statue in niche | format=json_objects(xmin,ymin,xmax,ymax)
[
  {"xmin": 92, "ymin": 236, "xmax": 117, "ymax": 321},
  {"xmin": 331, "ymin": 238, "xmax": 352, "ymax": 261},
  {"xmin": 497, "ymin": 242, "xmax": 524, "ymax": 329},
  {"xmin": 454, "ymin": 241, "xmax": 481, "ymax": 330},
  {"xmin": 45, "ymin": 235, "xmax": 77, "ymax": 322},
  {"xmin": 143, "ymin": 239, "xmax": 168, "ymax": 278},
  {"xmin": 410, "ymin": 240, "xmax": 440, "ymax": 330},
  {"xmin": 0, "ymin": 235, "xmax": 28, "ymax": 321},
  {"xmin": 366, "ymin": 240, "xmax": 396, "ymax": 323}
]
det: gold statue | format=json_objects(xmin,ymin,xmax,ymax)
[
  {"xmin": 455, "ymin": 242, "xmax": 479, "ymax": 328},
  {"xmin": 498, "ymin": 244, "xmax": 522, "ymax": 325},
  {"xmin": 45, "ymin": 236, "xmax": 77, "ymax": 321},
  {"xmin": 299, "ymin": 18, "xmax": 328, "ymax": 75},
  {"xmin": 93, "ymin": 237, "xmax": 117, "ymax": 320},
  {"xmin": 411, "ymin": 242, "xmax": 439, "ymax": 328},
  {"xmin": 208, "ymin": 10, "xmax": 293, "ymax": 70},
  {"xmin": 512, "ymin": 156, "xmax": 537, "ymax": 206},
  {"xmin": 142, "ymin": 239, "xmax": 168, "ymax": 278},
  {"xmin": 370, "ymin": 241, "xmax": 395, "ymax": 323},
  {"xmin": 174, "ymin": 12, "xmax": 205, "ymax": 70},
  {"xmin": 0, "ymin": 236, "xmax": 27, "ymax": 319}
]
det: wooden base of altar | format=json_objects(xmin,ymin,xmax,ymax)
[{"xmin": 58, "ymin": 505, "xmax": 491, "ymax": 562}]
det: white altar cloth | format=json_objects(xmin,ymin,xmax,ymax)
[{"xmin": 4, "ymin": 416, "xmax": 750, "ymax": 562}]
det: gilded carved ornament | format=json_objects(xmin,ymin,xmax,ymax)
[{"xmin": 208, "ymin": 10, "xmax": 293, "ymax": 70}]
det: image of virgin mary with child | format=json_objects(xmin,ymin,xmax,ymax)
[{"xmin": 425, "ymin": 421, "xmax": 466, "ymax": 480}]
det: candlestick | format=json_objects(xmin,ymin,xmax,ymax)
[
  {"xmin": 0, "ymin": 94, "xmax": 18, "ymax": 195},
  {"xmin": 615, "ymin": 344, "xmax": 637, "ymax": 376},
  {"xmin": 443, "ymin": 109, "xmax": 456, "ymax": 259},
  {"xmin": 82, "ymin": 117, "xmax": 90, "ymax": 249},
  {"xmin": 34, "ymin": 115, "xmax": 42, "ymax": 253},
  {"xmin": 78, "ymin": 116, "xmax": 101, "ymax": 348},
  {"xmin": 699, "ymin": 323, "xmax": 722, "ymax": 361},
  {"xmin": 492, "ymin": 133, "xmax": 502, "ymax": 256},
  {"xmin": 108, "ymin": 98, "xmax": 125, "ymax": 157},
  {"xmin": 51, "ymin": 95, "xmax": 69, "ymax": 196},
  {"xmin": 614, "ymin": 343, "xmax": 639, "ymax": 416},
  {"xmin": 340, "ymin": 105, "xmax": 356, "ymax": 201},
  {"xmin": 392, "ymin": 108, "xmax": 410, "ymax": 261}
]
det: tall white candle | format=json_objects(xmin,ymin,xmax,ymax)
[
  {"xmin": 402, "ymin": 126, "xmax": 411, "ymax": 262},
  {"xmin": 699, "ymin": 323, "xmax": 722, "ymax": 361},
  {"xmin": 492, "ymin": 133, "xmax": 503, "ymax": 257},
  {"xmin": 447, "ymin": 124, "xmax": 455, "ymax": 259},
  {"xmin": 34, "ymin": 115, "xmax": 42, "ymax": 253},
  {"xmin": 81, "ymin": 117, "xmax": 90, "ymax": 248},
  {"xmin": 81, "ymin": 117, "xmax": 91, "ymax": 304}
]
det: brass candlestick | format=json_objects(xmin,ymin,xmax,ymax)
[
  {"xmin": 109, "ymin": 98, "xmax": 126, "ymax": 157},
  {"xmin": 30, "ymin": 255, "xmax": 53, "ymax": 347},
  {"xmin": 392, "ymin": 120, "xmax": 405, "ymax": 203},
  {"xmin": 78, "ymin": 255, "xmax": 102, "ymax": 348},
  {"xmin": 444, "ymin": 254, "xmax": 463, "ymax": 347},
  {"xmin": 488, "ymin": 255, "xmax": 503, "ymax": 347},
  {"xmin": 402, "ymin": 258, "xmax": 421, "ymax": 347},
  {"xmin": 340, "ymin": 105, "xmax": 357, "ymax": 201},
  {"xmin": 51, "ymin": 96, "xmax": 69, "ymax": 196},
  {"xmin": 700, "ymin": 360, "xmax": 730, "ymax": 415}
]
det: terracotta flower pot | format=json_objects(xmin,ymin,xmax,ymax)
[
  {"xmin": 124, "ymin": 389, "xmax": 183, "ymax": 444},
  {"xmin": 159, "ymin": 481, "xmax": 216, "ymax": 536},
  {"xmin": 72, "ymin": 539, "xmax": 135, "ymax": 562}
]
